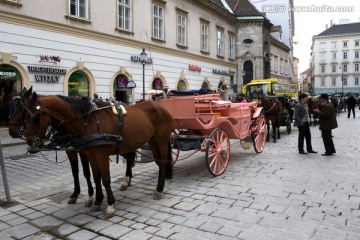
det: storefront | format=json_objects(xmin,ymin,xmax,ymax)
[{"xmin": 0, "ymin": 64, "xmax": 22, "ymax": 126}]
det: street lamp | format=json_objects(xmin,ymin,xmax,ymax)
[
  {"xmin": 340, "ymin": 65, "xmax": 346, "ymax": 96},
  {"xmin": 140, "ymin": 48, "xmax": 148, "ymax": 100}
]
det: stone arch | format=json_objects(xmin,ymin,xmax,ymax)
[
  {"xmin": 201, "ymin": 77, "xmax": 211, "ymax": 89},
  {"xmin": 111, "ymin": 66, "xmax": 132, "ymax": 94},
  {"xmin": 0, "ymin": 52, "xmax": 29, "ymax": 89},
  {"xmin": 175, "ymin": 71, "xmax": 189, "ymax": 90},
  {"xmin": 151, "ymin": 71, "xmax": 167, "ymax": 90},
  {"xmin": 63, "ymin": 61, "xmax": 95, "ymax": 96}
]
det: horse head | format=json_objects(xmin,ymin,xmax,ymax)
[
  {"xmin": 8, "ymin": 87, "xmax": 32, "ymax": 138},
  {"xmin": 22, "ymin": 90, "xmax": 54, "ymax": 153}
]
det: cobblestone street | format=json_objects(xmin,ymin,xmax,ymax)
[{"xmin": 1, "ymin": 113, "xmax": 360, "ymax": 240}]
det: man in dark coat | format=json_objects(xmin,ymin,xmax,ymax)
[
  {"xmin": 313, "ymin": 93, "xmax": 338, "ymax": 156},
  {"xmin": 294, "ymin": 93, "xmax": 317, "ymax": 154},
  {"xmin": 347, "ymin": 93, "xmax": 356, "ymax": 118}
]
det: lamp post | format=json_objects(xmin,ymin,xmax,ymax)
[
  {"xmin": 340, "ymin": 65, "xmax": 346, "ymax": 96},
  {"xmin": 140, "ymin": 48, "xmax": 148, "ymax": 100}
]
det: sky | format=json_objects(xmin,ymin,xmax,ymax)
[{"xmin": 293, "ymin": 0, "xmax": 359, "ymax": 74}]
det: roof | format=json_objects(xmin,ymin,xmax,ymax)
[
  {"xmin": 224, "ymin": 0, "xmax": 264, "ymax": 17},
  {"xmin": 317, "ymin": 22, "xmax": 360, "ymax": 36}
]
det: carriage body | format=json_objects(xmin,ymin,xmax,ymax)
[{"xmin": 157, "ymin": 93, "xmax": 266, "ymax": 176}]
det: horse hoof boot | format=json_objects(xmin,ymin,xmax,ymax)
[
  {"xmin": 153, "ymin": 191, "xmax": 163, "ymax": 200},
  {"xmin": 120, "ymin": 176, "xmax": 130, "ymax": 191},
  {"xmin": 91, "ymin": 205, "xmax": 101, "ymax": 212},
  {"xmin": 103, "ymin": 205, "xmax": 115, "ymax": 218},
  {"xmin": 84, "ymin": 196, "xmax": 94, "ymax": 207}
]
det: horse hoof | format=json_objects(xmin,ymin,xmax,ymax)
[
  {"xmin": 273, "ymin": 140, "xmax": 277, "ymax": 143},
  {"xmin": 67, "ymin": 198, "xmax": 77, "ymax": 204},
  {"xmin": 84, "ymin": 197, "xmax": 94, "ymax": 207},
  {"xmin": 103, "ymin": 205, "xmax": 115, "ymax": 218},
  {"xmin": 91, "ymin": 205, "xmax": 101, "ymax": 212},
  {"xmin": 120, "ymin": 184, "xmax": 128, "ymax": 191},
  {"xmin": 153, "ymin": 191, "xmax": 163, "ymax": 200}
]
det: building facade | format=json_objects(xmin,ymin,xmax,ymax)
[
  {"xmin": 0, "ymin": 0, "xmax": 283, "ymax": 126},
  {"xmin": 0, "ymin": 0, "xmax": 241, "ymax": 125},
  {"xmin": 311, "ymin": 22, "xmax": 360, "ymax": 95}
]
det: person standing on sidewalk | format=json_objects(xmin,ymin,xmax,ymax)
[
  {"xmin": 294, "ymin": 93, "xmax": 317, "ymax": 154},
  {"xmin": 313, "ymin": 93, "xmax": 338, "ymax": 156},
  {"xmin": 347, "ymin": 93, "xmax": 356, "ymax": 118}
]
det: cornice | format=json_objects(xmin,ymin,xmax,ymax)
[
  {"xmin": 189, "ymin": 0, "xmax": 236, "ymax": 24},
  {"xmin": 0, "ymin": 10, "xmax": 236, "ymax": 69}
]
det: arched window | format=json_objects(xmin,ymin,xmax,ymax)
[
  {"xmin": 115, "ymin": 74, "xmax": 128, "ymax": 88},
  {"xmin": 243, "ymin": 61, "xmax": 253, "ymax": 86},
  {"xmin": 68, "ymin": 71, "xmax": 89, "ymax": 97},
  {"xmin": 177, "ymin": 79, "xmax": 187, "ymax": 90},
  {"xmin": 152, "ymin": 77, "xmax": 163, "ymax": 90}
]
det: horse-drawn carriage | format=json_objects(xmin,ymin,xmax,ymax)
[{"xmin": 157, "ymin": 92, "xmax": 267, "ymax": 176}]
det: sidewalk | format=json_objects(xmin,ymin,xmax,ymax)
[
  {"xmin": 1, "ymin": 113, "xmax": 360, "ymax": 239},
  {"xmin": 0, "ymin": 128, "xmax": 26, "ymax": 148}
]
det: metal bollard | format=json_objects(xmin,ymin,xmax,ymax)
[{"xmin": 0, "ymin": 141, "xmax": 11, "ymax": 203}]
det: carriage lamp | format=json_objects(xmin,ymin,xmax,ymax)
[{"xmin": 140, "ymin": 48, "xmax": 148, "ymax": 100}]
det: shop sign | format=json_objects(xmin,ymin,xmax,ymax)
[
  {"xmin": 127, "ymin": 80, "xmax": 136, "ymax": 88},
  {"xmin": 130, "ymin": 55, "xmax": 153, "ymax": 64},
  {"xmin": 189, "ymin": 64, "xmax": 201, "ymax": 72},
  {"xmin": 39, "ymin": 55, "xmax": 61, "ymax": 64},
  {"xmin": 28, "ymin": 65, "xmax": 67, "ymax": 83},
  {"xmin": 0, "ymin": 71, "xmax": 16, "ymax": 77},
  {"xmin": 213, "ymin": 69, "xmax": 230, "ymax": 75}
]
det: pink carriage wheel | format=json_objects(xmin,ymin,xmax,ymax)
[
  {"xmin": 252, "ymin": 113, "xmax": 267, "ymax": 153},
  {"xmin": 205, "ymin": 128, "xmax": 230, "ymax": 176}
]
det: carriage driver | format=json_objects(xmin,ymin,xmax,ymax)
[{"xmin": 294, "ymin": 93, "xmax": 317, "ymax": 154}]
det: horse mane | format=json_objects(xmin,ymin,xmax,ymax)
[{"xmin": 58, "ymin": 96, "xmax": 92, "ymax": 115}]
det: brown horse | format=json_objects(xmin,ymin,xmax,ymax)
[
  {"xmin": 260, "ymin": 97, "xmax": 283, "ymax": 142},
  {"xmin": 9, "ymin": 90, "xmax": 97, "ymax": 206},
  {"xmin": 307, "ymin": 97, "xmax": 320, "ymax": 126},
  {"xmin": 17, "ymin": 87, "xmax": 174, "ymax": 218},
  {"xmin": 8, "ymin": 92, "xmax": 137, "ymax": 206}
]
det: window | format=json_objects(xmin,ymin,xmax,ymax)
[
  {"xmin": 320, "ymin": 42, "xmax": 326, "ymax": 50},
  {"xmin": 70, "ymin": 0, "xmax": 88, "ymax": 19},
  {"xmin": 177, "ymin": 14, "xmax": 187, "ymax": 46},
  {"xmin": 332, "ymin": 77, "xmax": 336, "ymax": 86},
  {"xmin": 355, "ymin": 77, "xmax": 359, "ymax": 86},
  {"xmin": 200, "ymin": 22, "xmax": 209, "ymax": 52},
  {"xmin": 343, "ymin": 77, "xmax": 347, "ymax": 86},
  {"xmin": 355, "ymin": 40, "xmax": 359, "ymax": 47},
  {"xmin": 320, "ymin": 53, "xmax": 325, "ymax": 61},
  {"xmin": 68, "ymin": 71, "xmax": 89, "ymax": 97},
  {"xmin": 280, "ymin": 59, "xmax": 284, "ymax": 74},
  {"xmin": 355, "ymin": 51, "xmax": 359, "ymax": 59},
  {"xmin": 332, "ymin": 52, "xmax": 336, "ymax": 60},
  {"xmin": 355, "ymin": 63, "xmax": 359, "ymax": 72},
  {"xmin": 331, "ymin": 41, "xmax": 337, "ymax": 49},
  {"xmin": 343, "ymin": 41, "xmax": 348, "ymax": 47},
  {"xmin": 321, "ymin": 78, "xmax": 325, "ymax": 86},
  {"xmin": 284, "ymin": 60, "xmax": 288, "ymax": 75},
  {"xmin": 332, "ymin": 65, "xmax": 336, "ymax": 73},
  {"xmin": 343, "ymin": 64, "xmax": 348, "ymax": 72},
  {"xmin": 270, "ymin": 54, "xmax": 274, "ymax": 72},
  {"xmin": 118, "ymin": 0, "xmax": 132, "ymax": 30},
  {"xmin": 274, "ymin": 56, "xmax": 278, "ymax": 72},
  {"xmin": 321, "ymin": 65, "xmax": 326, "ymax": 73},
  {"xmin": 229, "ymin": 35, "xmax": 235, "ymax": 59},
  {"xmin": 153, "ymin": 4, "xmax": 164, "ymax": 39},
  {"xmin": 217, "ymin": 29, "xmax": 224, "ymax": 56},
  {"xmin": 343, "ymin": 52, "xmax": 348, "ymax": 59}
]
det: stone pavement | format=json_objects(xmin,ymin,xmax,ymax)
[{"xmin": 0, "ymin": 113, "xmax": 360, "ymax": 239}]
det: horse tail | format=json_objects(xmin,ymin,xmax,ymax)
[{"xmin": 166, "ymin": 141, "xmax": 173, "ymax": 180}]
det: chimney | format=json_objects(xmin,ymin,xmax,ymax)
[
  {"xmin": 330, "ymin": 19, "xmax": 333, "ymax": 26},
  {"xmin": 325, "ymin": 24, "xmax": 328, "ymax": 29}
]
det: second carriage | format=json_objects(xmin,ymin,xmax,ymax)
[{"xmin": 157, "ymin": 93, "xmax": 267, "ymax": 176}]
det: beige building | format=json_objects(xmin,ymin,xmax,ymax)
[{"xmin": 0, "ymin": 0, "xmax": 287, "ymax": 126}]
